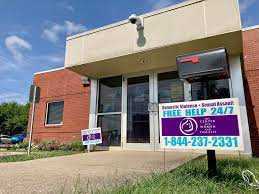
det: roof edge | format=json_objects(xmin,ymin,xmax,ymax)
[
  {"xmin": 66, "ymin": 0, "xmax": 203, "ymax": 41},
  {"xmin": 34, "ymin": 67, "xmax": 65, "ymax": 75},
  {"xmin": 242, "ymin": 25, "xmax": 259, "ymax": 31}
]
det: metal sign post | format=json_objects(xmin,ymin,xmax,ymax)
[
  {"xmin": 27, "ymin": 85, "xmax": 36, "ymax": 155},
  {"xmin": 207, "ymin": 150, "xmax": 217, "ymax": 177},
  {"xmin": 27, "ymin": 85, "xmax": 40, "ymax": 155},
  {"xmin": 159, "ymin": 98, "xmax": 244, "ymax": 178},
  {"xmin": 81, "ymin": 128, "xmax": 102, "ymax": 153},
  {"xmin": 175, "ymin": 48, "xmax": 233, "ymax": 177}
]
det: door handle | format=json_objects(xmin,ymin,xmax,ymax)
[
  {"xmin": 148, "ymin": 103, "xmax": 153, "ymax": 112},
  {"xmin": 148, "ymin": 103, "xmax": 158, "ymax": 112}
]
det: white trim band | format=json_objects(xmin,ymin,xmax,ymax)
[
  {"xmin": 242, "ymin": 25, "xmax": 259, "ymax": 32},
  {"xmin": 34, "ymin": 67, "xmax": 65, "ymax": 75}
]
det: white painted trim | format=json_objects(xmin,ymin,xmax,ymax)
[
  {"xmin": 121, "ymin": 76, "xmax": 127, "ymax": 148},
  {"xmin": 94, "ymin": 76, "xmax": 124, "ymax": 149},
  {"xmin": 89, "ymin": 79, "xmax": 98, "ymax": 129},
  {"xmin": 229, "ymin": 55, "xmax": 252, "ymax": 156},
  {"xmin": 242, "ymin": 25, "xmax": 259, "ymax": 31},
  {"xmin": 123, "ymin": 72, "xmax": 154, "ymax": 150},
  {"xmin": 66, "ymin": 0, "xmax": 203, "ymax": 41},
  {"xmin": 34, "ymin": 67, "xmax": 65, "ymax": 75}
]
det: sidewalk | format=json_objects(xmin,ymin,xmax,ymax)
[{"xmin": 0, "ymin": 151, "xmax": 200, "ymax": 193}]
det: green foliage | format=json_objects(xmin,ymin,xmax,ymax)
[
  {"xmin": 69, "ymin": 141, "xmax": 85, "ymax": 151},
  {"xmin": 37, "ymin": 140, "xmax": 85, "ymax": 152},
  {"xmin": 0, "ymin": 102, "xmax": 30, "ymax": 136},
  {"xmin": 37, "ymin": 140, "xmax": 60, "ymax": 151},
  {"xmin": 11, "ymin": 141, "xmax": 29, "ymax": 150},
  {"xmin": 100, "ymin": 157, "xmax": 259, "ymax": 194}
]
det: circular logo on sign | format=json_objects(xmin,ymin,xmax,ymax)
[
  {"xmin": 91, "ymin": 134, "xmax": 96, "ymax": 140},
  {"xmin": 179, "ymin": 118, "xmax": 198, "ymax": 136}
]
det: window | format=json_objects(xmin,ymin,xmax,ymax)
[
  {"xmin": 98, "ymin": 76, "xmax": 122, "ymax": 113},
  {"xmin": 158, "ymin": 71, "xmax": 184, "ymax": 103},
  {"xmin": 191, "ymin": 79, "xmax": 230, "ymax": 101},
  {"xmin": 127, "ymin": 76, "xmax": 150, "ymax": 143},
  {"xmin": 97, "ymin": 76, "xmax": 122, "ymax": 146},
  {"xmin": 97, "ymin": 115, "xmax": 121, "ymax": 146},
  {"xmin": 46, "ymin": 101, "xmax": 64, "ymax": 125}
]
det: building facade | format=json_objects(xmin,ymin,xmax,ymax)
[
  {"xmin": 29, "ymin": 0, "xmax": 259, "ymax": 156},
  {"xmin": 242, "ymin": 26, "xmax": 259, "ymax": 156},
  {"xmin": 30, "ymin": 68, "xmax": 90, "ymax": 143}
]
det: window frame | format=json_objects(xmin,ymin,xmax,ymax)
[
  {"xmin": 190, "ymin": 78, "xmax": 232, "ymax": 101},
  {"xmin": 95, "ymin": 76, "xmax": 123, "ymax": 147},
  {"xmin": 45, "ymin": 100, "xmax": 64, "ymax": 127},
  {"xmin": 96, "ymin": 114, "xmax": 122, "ymax": 146},
  {"xmin": 97, "ymin": 76, "xmax": 123, "ymax": 114},
  {"xmin": 157, "ymin": 71, "xmax": 185, "ymax": 103},
  {"xmin": 96, "ymin": 76, "xmax": 123, "ymax": 117}
]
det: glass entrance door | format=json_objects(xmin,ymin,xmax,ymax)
[
  {"xmin": 124, "ymin": 71, "xmax": 186, "ymax": 150},
  {"xmin": 127, "ymin": 75, "xmax": 150, "ymax": 143},
  {"xmin": 97, "ymin": 76, "xmax": 122, "ymax": 147}
]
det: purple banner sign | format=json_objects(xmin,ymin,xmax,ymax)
[
  {"xmin": 162, "ymin": 115, "xmax": 239, "ymax": 136},
  {"xmin": 82, "ymin": 133, "xmax": 101, "ymax": 141}
]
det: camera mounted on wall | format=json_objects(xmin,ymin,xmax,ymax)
[
  {"xmin": 81, "ymin": 76, "xmax": 90, "ymax": 87},
  {"xmin": 128, "ymin": 14, "xmax": 144, "ymax": 31}
]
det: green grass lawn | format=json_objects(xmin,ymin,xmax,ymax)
[
  {"xmin": 101, "ymin": 157, "xmax": 259, "ymax": 194},
  {"xmin": 0, "ymin": 151, "xmax": 81, "ymax": 163}
]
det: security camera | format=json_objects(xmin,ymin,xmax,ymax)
[
  {"xmin": 81, "ymin": 76, "xmax": 90, "ymax": 87},
  {"xmin": 128, "ymin": 14, "xmax": 144, "ymax": 31},
  {"xmin": 129, "ymin": 14, "xmax": 138, "ymax": 24}
]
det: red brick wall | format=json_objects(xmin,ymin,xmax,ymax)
[
  {"xmin": 243, "ymin": 27, "xmax": 259, "ymax": 156},
  {"xmin": 28, "ymin": 69, "xmax": 90, "ymax": 143}
]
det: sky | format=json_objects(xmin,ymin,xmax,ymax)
[{"xmin": 0, "ymin": 0, "xmax": 258, "ymax": 104}]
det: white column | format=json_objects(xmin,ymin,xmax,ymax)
[
  {"xmin": 121, "ymin": 76, "xmax": 127, "ymax": 149},
  {"xmin": 89, "ymin": 79, "xmax": 98, "ymax": 129},
  {"xmin": 229, "ymin": 55, "xmax": 252, "ymax": 156}
]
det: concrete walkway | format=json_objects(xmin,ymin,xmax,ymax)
[{"xmin": 0, "ymin": 151, "xmax": 200, "ymax": 194}]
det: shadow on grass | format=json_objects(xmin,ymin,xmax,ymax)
[
  {"xmin": 171, "ymin": 156, "xmax": 257, "ymax": 190},
  {"xmin": 75, "ymin": 156, "xmax": 259, "ymax": 194}
]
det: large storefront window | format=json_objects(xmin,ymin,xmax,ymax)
[
  {"xmin": 98, "ymin": 76, "xmax": 122, "ymax": 113},
  {"xmin": 97, "ymin": 115, "xmax": 121, "ymax": 146},
  {"xmin": 127, "ymin": 76, "xmax": 150, "ymax": 143},
  {"xmin": 97, "ymin": 76, "xmax": 122, "ymax": 146},
  {"xmin": 192, "ymin": 79, "xmax": 230, "ymax": 100},
  {"xmin": 158, "ymin": 71, "xmax": 184, "ymax": 103}
]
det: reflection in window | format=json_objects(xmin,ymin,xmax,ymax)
[
  {"xmin": 158, "ymin": 71, "xmax": 184, "ymax": 103},
  {"xmin": 192, "ymin": 79, "xmax": 230, "ymax": 101},
  {"xmin": 127, "ymin": 76, "xmax": 150, "ymax": 143},
  {"xmin": 97, "ymin": 115, "xmax": 121, "ymax": 146},
  {"xmin": 98, "ymin": 76, "xmax": 122, "ymax": 113},
  {"xmin": 46, "ymin": 101, "xmax": 64, "ymax": 125}
]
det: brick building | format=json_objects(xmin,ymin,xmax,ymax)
[
  {"xmin": 242, "ymin": 26, "xmax": 259, "ymax": 156},
  {"xmin": 30, "ymin": 68, "xmax": 90, "ymax": 143},
  {"xmin": 28, "ymin": 0, "xmax": 259, "ymax": 156}
]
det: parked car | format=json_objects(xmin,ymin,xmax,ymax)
[
  {"xmin": 11, "ymin": 134, "xmax": 26, "ymax": 144},
  {"xmin": 0, "ymin": 135, "xmax": 12, "ymax": 144},
  {"xmin": 0, "ymin": 134, "xmax": 26, "ymax": 144}
]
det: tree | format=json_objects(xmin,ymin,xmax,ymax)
[{"xmin": 0, "ymin": 102, "xmax": 30, "ymax": 136}]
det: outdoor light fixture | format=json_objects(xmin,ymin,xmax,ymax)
[
  {"xmin": 128, "ymin": 14, "xmax": 144, "ymax": 31},
  {"xmin": 81, "ymin": 76, "xmax": 90, "ymax": 87}
]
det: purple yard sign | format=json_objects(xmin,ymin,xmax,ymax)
[
  {"xmin": 82, "ymin": 133, "xmax": 101, "ymax": 141},
  {"xmin": 81, "ymin": 128, "xmax": 102, "ymax": 146},
  {"xmin": 159, "ymin": 98, "xmax": 244, "ymax": 151}
]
